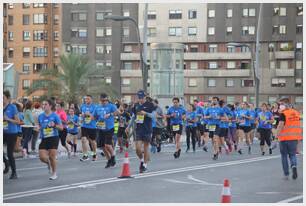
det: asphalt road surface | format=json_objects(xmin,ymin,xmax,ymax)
[{"xmin": 3, "ymin": 141, "xmax": 303, "ymax": 203}]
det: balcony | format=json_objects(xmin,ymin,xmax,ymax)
[
  {"xmin": 120, "ymin": 70, "xmax": 142, "ymax": 77},
  {"xmin": 184, "ymin": 52, "xmax": 251, "ymax": 60},
  {"xmin": 275, "ymin": 69, "xmax": 294, "ymax": 77},
  {"xmin": 274, "ymin": 51, "xmax": 294, "ymax": 59},
  {"xmin": 184, "ymin": 69, "xmax": 251, "ymax": 77}
]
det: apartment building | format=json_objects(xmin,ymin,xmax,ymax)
[
  {"xmin": 3, "ymin": 3, "xmax": 62, "ymax": 99},
  {"xmin": 121, "ymin": 3, "xmax": 303, "ymax": 105}
]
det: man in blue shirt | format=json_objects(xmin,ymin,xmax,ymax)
[
  {"xmin": 80, "ymin": 95, "xmax": 97, "ymax": 161},
  {"xmin": 237, "ymin": 102, "xmax": 252, "ymax": 154},
  {"xmin": 94, "ymin": 93, "xmax": 119, "ymax": 168},
  {"xmin": 126, "ymin": 90, "xmax": 155, "ymax": 173}
]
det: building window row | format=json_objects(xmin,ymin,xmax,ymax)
[
  {"xmin": 96, "ymin": 45, "xmax": 112, "ymax": 54},
  {"xmin": 71, "ymin": 28, "xmax": 87, "ymax": 38},
  {"xmin": 71, "ymin": 12, "xmax": 87, "ymax": 21},
  {"xmin": 168, "ymin": 27, "xmax": 198, "ymax": 36},
  {"xmin": 96, "ymin": 27, "xmax": 112, "ymax": 37},
  {"xmin": 96, "ymin": 11, "xmax": 112, "ymax": 20}
]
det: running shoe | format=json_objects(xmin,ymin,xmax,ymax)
[
  {"xmin": 248, "ymin": 146, "xmax": 251, "ymax": 154},
  {"xmin": 203, "ymin": 146, "xmax": 208, "ymax": 152},
  {"xmin": 238, "ymin": 149, "xmax": 242, "ymax": 155},
  {"xmin": 9, "ymin": 172, "xmax": 18, "ymax": 179},
  {"xmin": 269, "ymin": 148, "xmax": 272, "ymax": 155},
  {"xmin": 3, "ymin": 162, "xmax": 9, "ymax": 174},
  {"xmin": 80, "ymin": 155, "xmax": 89, "ymax": 161},
  {"xmin": 157, "ymin": 145, "xmax": 161, "ymax": 153},
  {"xmin": 110, "ymin": 156, "xmax": 116, "ymax": 167},
  {"xmin": 92, "ymin": 154, "xmax": 97, "ymax": 161},
  {"xmin": 100, "ymin": 151, "xmax": 105, "ymax": 157},
  {"xmin": 292, "ymin": 166, "xmax": 298, "ymax": 180},
  {"xmin": 49, "ymin": 174, "xmax": 58, "ymax": 180},
  {"xmin": 177, "ymin": 149, "xmax": 181, "ymax": 158},
  {"xmin": 173, "ymin": 151, "xmax": 178, "ymax": 159},
  {"xmin": 105, "ymin": 159, "xmax": 111, "ymax": 168},
  {"xmin": 262, "ymin": 152, "xmax": 265, "ymax": 156},
  {"xmin": 234, "ymin": 144, "xmax": 237, "ymax": 151},
  {"xmin": 139, "ymin": 162, "xmax": 145, "ymax": 173},
  {"xmin": 212, "ymin": 153, "xmax": 218, "ymax": 160}
]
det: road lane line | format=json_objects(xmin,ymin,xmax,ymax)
[
  {"xmin": 4, "ymin": 155, "xmax": 280, "ymax": 201},
  {"xmin": 277, "ymin": 195, "xmax": 303, "ymax": 203},
  {"xmin": 187, "ymin": 175, "xmax": 222, "ymax": 186}
]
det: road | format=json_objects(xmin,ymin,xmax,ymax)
[{"xmin": 3, "ymin": 141, "xmax": 303, "ymax": 203}]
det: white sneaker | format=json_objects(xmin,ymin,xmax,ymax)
[{"xmin": 49, "ymin": 174, "xmax": 58, "ymax": 180}]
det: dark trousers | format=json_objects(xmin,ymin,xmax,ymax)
[
  {"xmin": 279, "ymin": 140, "xmax": 298, "ymax": 176},
  {"xmin": 22, "ymin": 127, "xmax": 33, "ymax": 152},
  {"xmin": 4, "ymin": 133, "xmax": 17, "ymax": 173},
  {"xmin": 59, "ymin": 128, "xmax": 68, "ymax": 146},
  {"xmin": 259, "ymin": 128, "xmax": 272, "ymax": 147},
  {"xmin": 186, "ymin": 126, "xmax": 196, "ymax": 151},
  {"xmin": 31, "ymin": 130, "xmax": 39, "ymax": 151}
]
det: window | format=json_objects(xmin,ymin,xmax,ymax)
[
  {"xmin": 268, "ymin": 43, "xmax": 275, "ymax": 52},
  {"xmin": 188, "ymin": 10, "xmax": 197, "ymax": 19},
  {"xmin": 8, "ymin": 3, "xmax": 13, "ymax": 9},
  {"xmin": 23, "ymin": 3, "xmax": 30, "ymax": 8},
  {"xmin": 208, "ymin": 9, "xmax": 215, "ymax": 18},
  {"xmin": 53, "ymin": 15, "xmax": 59, "ymax": 25},
  {"xmin": 106, "ymin": 45, "xmax": 112, "ymax": 54},
  {"xmin": 123, "ymin": 27, "xmax": 129, "ymax": 36},
  {"xmin": 271, "ymin": 78, "xmax": 286, "ymax": 87},
  {"xmin": 227, "ymin": 46, "xmax": 235, "ymax": 53},
  {"xmin": 53, "ymin": 48, "xmax": 59, "ymax": 57},
  {"xmin": 124, "ymin": 62, "xmax": 132, "ymax": 70},
  {"xmin": 297, "ymin": 6, "xmax": 303, "ymax": 16},
  {"xmin": 33, "ymin": 30, "xmax": 48, "ymax": 41},
  {"xmin": 208, "ymin": 62, "xmax": 217, "ymax": 69},
  {"xmin": 296, "ymin": 61, "xmax": 302, "ymax": 69},
  {"xmin": 124, "ymin": 45, "xmax": 132, "ymax": 53},
  {"xmin": 168, "ymin": 27, "xmax": 182, "ymax": 36},
  {"xmin": 105, "ymin": 77, "xmax": 111, "ymax": 84},
  {"xmin": 22, "ymin": 80, "xmax": 30, "ymax": 89},
  {"xmin": 106, "ymin": 28, "xmax": 112, "ymax": 36},
  {"xmin": 189, "ymin": 96, "xmax": 199, "ymax": 104},
  {"xmin": 96, "ymin": 45, "xmax": 104, "ymax": 54},
  {"xmin": 96, "ymin": 11, "xmax": 112, "ymax": 20},
  {"xmin": 208, "ymin": 79, "xmax": 216, "ymax": 87},
  {"xmin": 249, "ymin": 8, "xmax": 256, "ymax": 16},
  {"xmin": 242, "ymin": 26, "xmax": 248, "ymax": 35},
  {"xmin": 190, "ymin": 62, "xmax": 198, "ymax": 70},
  {"xmin": 122, "ymin": 78, "xmax": 131, "ymax": 86},
  {"xmin": 227, "ymin": 96, "xmax": 235, "ymax": 104},
  {"xmin": 79, "ymin": 29, "xmax": 87, "ymax": 38},
  {"xmin": 71, "ymin": 12, "xmax": 87, "ymax": 21},
  {"xmin": 33, "ymin": 47, "xmax": 48, "ymax": 57},
  {"xmin": 273, "ymin": 7, "xmax": 279, "ymax": 16},
  {"xmin": 54, "ymin": 31, "xmax": 59, "ymax": 41},
  {"xmin": 169, "ymin": 10, "xmax": 182, "ymax": 19},
  {"xmin": 33, "ymin": 14, "xmax": 48, "ymax": 24},
  {"xmin": 79, "ymin": 13, "xmax": 87, "ymax": 21},
  {"xmin": 23, "ymin": 31, "xmax": 31, "ymax": 41},
  {"xmin": 190, "ymin": 45, "xmax": 198, "ymax": 52},
  {"xmin": 23, "ymin": 15, "xmax": 30, "ymax": 25},
  {"xmin": 280, "ymin": 8, "xmax": 286, "ymax": 16},
  {"xmin": 8, "ymin": 48, "xmax": 14, "ymax": 58},
  {"xmin": 208, "ymin": 44, "xmax": 217, "ymax": 53},
  {"xmin": 227, "ymin": 9, "xmax": 233, "ymax": 18},
  {"xmin": 22, "ymin": 64, "xmax": 30, "ymax": 73},
  {"xmin": 280, "ymin": 60, "xmax": 288, "ymax": 69},
  {"xmin": 96, "ymin": 62, "xmax": 104, "ymax": 69},
  {"xmin": 279, "ymin": 25, "xmax": 286, "ymax": 34},
  {"xmin": 226, "ymin": 27, "xmax": 232, "ymax": 35},
  {"xmin": 295, "ymin": 78, "xmax": 302, "ymax": 87},
  {"xmin": 148, "ymin": 11, "xmax": 156, "ymax": 19},
  {"xmin": 8, "ymin": 15, "xmax": 13, "ymax": 25},
  {"xmin": 208, "ymin": 27, "xmax": 215, "ymax": 35},
  {"xmin": 33, "ymin": 64, "xmax": 48, "ymax": 73},
  {"xmin": 226, "ymin": 79, "xmax": 234, "ymax": 87},
  {"xmin": 188, "ymin": 27, "xmax": 197, "ymax": 36},
  {"xmin": 296, "ymin": 42, "xmax": 302, "ymax": 52},
  {"xmin": 96, "ymin": 28, "xmax": 104, "ymax": 37},
  {"xmin": 296, "ymin": 25, "xmax": 302, "ymax": 34},
  {"xmin": 248, "ymin": 26, "xmax": 255, "ymax": 35},
  {"xmin": 270, "ymin": 61, "xmax": 276, "ymax": 69},
  {"xmin": 268, "ymin": 97, "xmax": 277, "ymax": 104},
  {"xmin": 71, "ymin": 45, "xmax": 87, "ymax": 54},
  {"xmin": 243, "ymin": 9, "xmax": 248, "ymax": 17},
  {"xmin": 241, "ymin": 80, "xmax": 254, "ymax": 87},
  {"xmin": 280, "ymin": 42, "xmax": 289, "ymax": 51},
  {"xmin": 241, "ymin": 46, "xmax": 250, "ymax": 52},
  {"xmin": 272, "ymin": 25, "xmax": 279, "ymax": 34},
  {"xmin": 8, "ymin": 32, "xmax": 13, "ymax": 41},
  {"xmin": 189, "ymin": 79, "xmax": 197, "ymax": 87},
  {"xmin": 23, "ymin": 47, "xmax": 30, "ymax": 57},
  {"xmin": 123, "ymin": 10, "xmax": 130, "ymax": 17},
  {"xmin": 53, "ymin": 3, "xmax": 59, "ymax": 8},
  {"xmin": 241, "ymin": 61, "xmax": 250, "ymax": 69},
  {"xmin": 106, "ymin": 61, "xmax": 111, "ymax": 67},
  {"xmin": 148, "ymin": 27, "xmax": 157, "ymax": 37},
  {"xmin": 33, "ymin": 3, "xmax": 46, "ymax": 8},
  {"xmin": 227, "ymin": 61, "xmax": 235, "ymax": 69},
  {"xmin": 295, "ymin": 96, "xmax": 303, "ymax": 104}
]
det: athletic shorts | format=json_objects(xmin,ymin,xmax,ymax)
[
  {"xmin": 117, "ymin": 127, "xmax": 127, "ymax": 139},
  {"xmin": 97, "ymin": 128, "xmax": 114, "ymax": 147},
  {"xmin": 219, "ymin": 128, "xmax": 228, "ymax": 138},
  {"xmin": 39, "ymin": 137, "xmax": 59, "ymax": 150},
  {"xmin": 171, "ymin": 124, "xmax": 183, "ymax": 136},
  {"xmin": 238, "ymin": 126, "xmax": 252, "ymax": 133},
  {"xmin": 204, "ymin": 124, "xmax": 209, "ymax": 133},
  {"xmin": 135, "ymin": 133, "xmax": 152, "ymax": 143},
  {"xmin": 153, "ymin": 127, "xmax": 162, "ymax": 136},
  {"xmin": 208, "ymin": 125, "xmax": 220, "ymax": 138},
  {"xmin": 81, "ymin": 127, "xmax": 97, "ymax": 140},
  {"xmin": 59, "ymin": 128, "xmax": 68, "ymax": 146},
  {"xmin": 250, "ymin": 123, "xmax": 256, "ymax": 130}
]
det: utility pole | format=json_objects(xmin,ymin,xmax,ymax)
[{"xmin": 142, "ymin": 3, "xmax": 148, "ymax": 93}]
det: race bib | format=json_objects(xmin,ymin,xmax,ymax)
[
  {"xmin": 136, "ymin": 114, "xmax": 144, "ymax": 124},
  {"xmin": 43, "ymin": 127, "xmax": 54, "ymax": 138},
  {"xmin": 172, "ymin": 125, "xmax": 180, "ymax": 131},
  {"xmin": 97, "ymin": 121, "xmax": 106, "ymax": 130},
  {"xmin": 3, "ymin": 120, "xmax": 8, "ymax": 130},
  {"xmin": 209, "ymin": 125, "xmax": 216, "ymax": 132},
  {"xmin": 85, "ymin": 116, "xmax": 91, "ymax": 124},
  {"xmin": 68, "ymin": 123, "xmax": 74, "ymax": 129}
]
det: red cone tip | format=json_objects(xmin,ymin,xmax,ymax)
[
  {"xmin": 224, "ymin": 179, "xmax": 230, "ymax": 187},
  {"xmin": 125, "ymin": 152, "xmax": 129, "ymax": 158}
]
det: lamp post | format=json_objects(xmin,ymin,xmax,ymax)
[
  {"xmin": 104, "ymin": 15, "xmax": 147, "ymax": 93},
  {"xmin": 227, "ymin": 42, "xmax": 260, "ymax": 108}
]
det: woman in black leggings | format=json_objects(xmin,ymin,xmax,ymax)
[{"xmin": 185, "ymin": 104, "xmax": 198, "ymax": 153}]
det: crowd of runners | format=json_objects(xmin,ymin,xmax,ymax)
[{"xmin": 3, "ymin": 89, "xmax": 302, "ymax": 180}]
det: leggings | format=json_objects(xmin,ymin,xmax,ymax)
[
  {"xmin": 59, "ymin": 128, "xmax": 68, "ymax": 146},
  {"xmin": 259, "ymin": 128, "xmax": 272, "ymax": 147},
  {"xmin": 22, "ymin": 127, "xmax": 33, "ymax": 152},
  {"xmin": 186, "ymin": 126, "xmax": 196, "ymax": 150},
  {"xmin": 4, "ymin": 133, "xmax": 17, "ymax": 173}
]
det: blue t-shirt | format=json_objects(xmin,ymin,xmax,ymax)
[
  {"xmin": 205, "ymin": 107, "xmax": 223, "ymax": 126},
  {"xmin": 80, "ymin": 103, "xmax": 96, "ymax": 129},
  {"xmin": 228, "ymin": 110, "xmax": 237, "ymax": 128},
  {"xmin": 195, "ymin": 106, "xmax": 202, "ymax": 125},
  {"xmin": 237, "ymin": 109, "xmax": 251, "ymax": 127},
  {"xmin": 219, "ymin": 107, "xmax": 230, "ymax": 128},
  {"xmin": 17, "ymin": 112, "xmax": 24, "ymax": 133},
  {"xmin": 201, "ymin": 107, "xmax": 209, "ymax": 125},
  {"xmin": 3, "ymin": 103, "xmax": 18, "ymax": 134},
  {"xmin": 94, "ymin": 103, "xmax": 117, "ymax": 131},
  {"xmin": 38, "ymin": 112, "xmax": 62, "ymax": 139},
  {"xmin": 258, "ymin": 111, "xmax": 273, "ymax": 129},
  {"xmin": 186, "ymin": 111, "xmax": 197, "ymax": 128},
  {"xmin": 167, "ymin": 106, "xmax": 186, "ymax": 125},
  {"xmin": 249, "ymin": 109, "xmax": 256, "ymax": 124},
  {"xmin": 67, "ymin": 114, "xmax": 79, "ymax": 134}
]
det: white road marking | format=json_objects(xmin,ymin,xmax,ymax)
[
  {"xmin": 277, "ymin": 195, "xmax": 303, "ymax": 203},
  {"xmin": 187, "ymin": 175, "xmax": 222, "ymax": 186},
  {"xmin": 256, "ymin": 192, "xmax": 302, "ymax": 195},
  {"xmin": 163, "ymin": 179, "xmax": 192, "ymax": 184},
  {"xmin": 4, "ymin": 155, "xmax": 281, "ymax": 201}
]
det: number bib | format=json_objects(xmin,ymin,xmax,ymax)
[
  {"xmin": 208, "ymin": 125, "xmax": 216, "ymax": 132},
  {"xmin": 97, "ymin": 121, "xmax": 106, "ymax": 130},
  {"xmin": 3, "ymin": 120, "xmax": 8, "ymax": 130},
  {"xmin": 136, "ymin": 115, "xmax": 144, "ymax": 124},
  {"xmin": 68, "ymin": 123, "xmax": 74, "ymax": 129},
  {"xmin": 43, "ymin": 127, "xmax": 54, "ymax": 138},
  {"xmin": 172, "ymin": 125, "xmax": 180, "ymax": 131},
  {"xmin": 85, "ymin": 116, "xmax": 91, "ymax": 124}
]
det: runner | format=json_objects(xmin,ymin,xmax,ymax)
[
  {"xmin": 31, "ymin": 102, "xmax": 43, "ymax": 153},
  {"xmin": 185, "ymin": 104, "xmax": 198, "ymax": 153},
  {"xmin": 94, "ymin": 93, "xmax": 119, "ymax": 168},
  {"xmin": 22, "ymin": 100, "xmax": 35, "ymax": 158},
  {"xmin": 38, "ymin": 99, "xmax": 63, "ymax": 180},
  {"xmin": 117, "ymin": 103, "xmax": 131, "ymax": 152},
  {"xmin": 3, "ymin": 90, "xmax": 20, "ymax": 179},
  {"xmin": 165, "ymin": 97, "xmax": 186, "ymax": 159},
  {"xmin": 80, "ymin": 95, "xmax": 97, "ymax": 161},
  {"xmin": 152, "ymin": 99, "xmax": 164, "ymax": 153},
  {"xmin": 193, "ymin": 99, "xmax": 203, "ymax": 147},
  {"xmin": 201, "ymin": 102, "xmax": 210, "ymax": 152},
  {"xmin": 66, "ymin": 108, "xmax": 79, "ymax": 156},
  {"xmin": 227, "ymin": 104, "xmax": 238, "ymax": 152},
  {"xmin": 257, "ymin": 103, "xmax": 274, "ymax": 155},
  {"xmin": 218, "ymin": 100, "xmax": 230, "ymax": 155},
  {"xmin": 126, "ymin": 90, "xmax": 155, "ymax": 173},
  {"xmin": 236, "ymin": 102, "xmax": 252, "ymax": 154}
]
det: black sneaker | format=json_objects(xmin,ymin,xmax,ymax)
[
  {"xmin": 269, "ymin": 148, "xmax": 272, "ymax": 155},
  {"xmin": 139, "ymin": 162, "xmax": 145, "ymax": 173},
  {"xmin": 9, "ymin": 172, "xmax": 18, "ymax": 179},
  {"xmin": 110, "ymin": 156, "xmax": 116, "ymax": 167},
  {"xmin": 262, "ymin": 152, "xmax": 265, "ymax": 156},
  {"xmin": 203, "ymin": 146, "xmax": 208, "ymax": 152},
  {"xmin": 3, "ymin": 164, "xmax": 9, "ymax": 174},
  {"xmin": 173, "ymin": 151, "xmax": 178, "ymax": 159},
  {"xmin": 105, "ymin": 159, "xmax": 111, "ymax": 168},
  {"xmin": 248, "ymin": 146, "xmax": 251, "ymax": 154},
  {"xmin": 238, "ymin": 149, "xmax": 242, "ymax": 155},
  {"xmin": 212, "ymin": 153, "xmax": 218, "ymax": 160},
  {"xmin": 292, "ymin": 166, "xmax": 298, "ymax": 180},
  {"xmin": 157, "ymin": 145, "xmax": 161, "ymax": 153},
  {"xmin": 92, "ymin": 154, "xmax": 97, "ymax": 161},
  {"xmin": 80, "ymin": 155, "xmax": 89, "ymax": 161},
  {"xmin": 100, "ymin": 151, "xmax": 105, "ymax": 157},
  {"xmin": 177, "ymin": 149, "xmax": 181, "ymax": 158}
]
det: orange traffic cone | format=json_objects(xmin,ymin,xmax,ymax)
[
  {"xmin": 118, "ymin": 152, "xmax": 133, "ymax": 178},
  {"xmin": 221, "ymin": 179, "xmax": 231, "ymax": 203}
]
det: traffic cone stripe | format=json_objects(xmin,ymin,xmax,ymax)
[
  {"xmin": 118, "ymin": 152, "xmax": 133, "ymax": 178},
  {"xmin": 222, "ymin": 187, "xmax": 231, "ymax": 196},
  {"xmin": 221, "ymin": 179, "xmax": 231, "ymax": 203},
  {"xmin": 123, "ymin": 158, "xmax": 129, "ymax": 164}
]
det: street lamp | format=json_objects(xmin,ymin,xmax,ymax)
[
  {"xmin": 104, "ymin": 15, "xmax": 147, "ymax": 93},
  {"xmin": 227, "ymin": 42, "xmax": 260, "ymax": 108}
]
